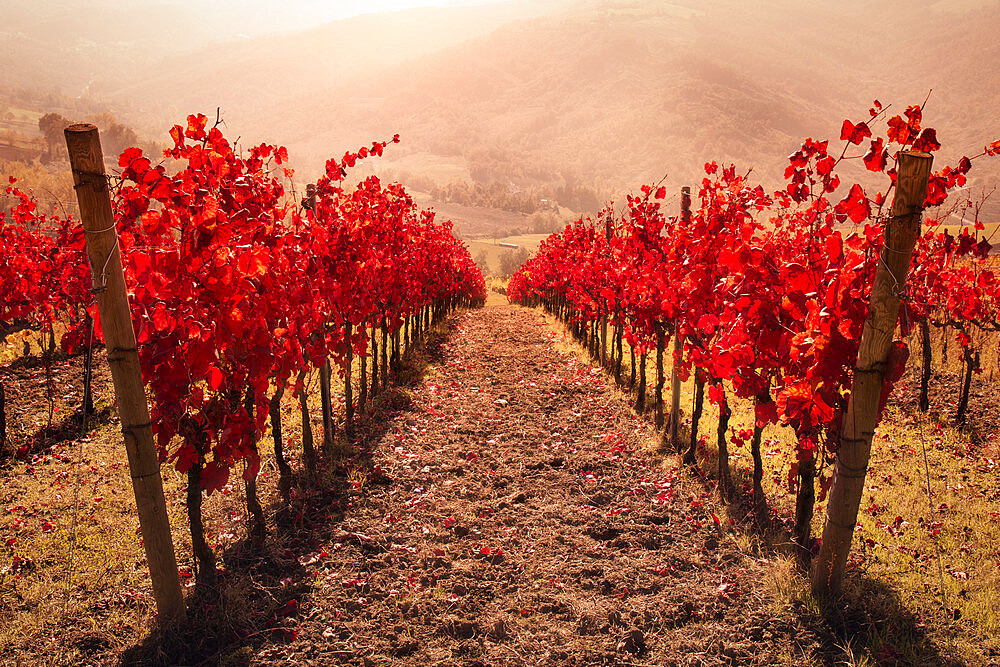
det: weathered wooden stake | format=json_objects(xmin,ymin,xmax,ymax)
[
  {"xmin": 654, "ymin": 324, "xmax": 664, "ymax": 428},
  {"xmin": 669, "ymin": 186, "xmax": 690, "ymax": 450},
  {"xmin": 65, "ymin": 124, "xmax": 184, "ymax": 620},
  {"xmin": 669, "ymin": 330, "xmax": 682, "ymax": 449},
  {"xmin": 812, "ymin": 150, "xmax": 933, "ymax": 597}
]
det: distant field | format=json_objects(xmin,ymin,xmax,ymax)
[
  {"xmin": 464, "ymin": 233, "xmax": 548, "ymax": 276},
  {"xmin": 935, "ymin": 214, "xmax": 1000, "ymax": 242},
  {"xmin": 409, "ymin": 196, "xmax": 534, "ymax": 238}
]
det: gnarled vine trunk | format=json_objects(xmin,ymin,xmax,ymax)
[
  {"xmin": 370, "ymin": 322, "xmax": 380, "ymax": 399},
  {"xmin": 83, "ymin": 311, "xmax": 95, "ymax": 414},
  {"xmin": 188, "ymin": 462, "xmax": 217, "ymax": 586},
  {"xmin": 614, "ymin": 322, "xmax": 623, "ymax": 386},
  {"xmin": 794, "ymin": 452, "xmax": 816, "ymax": 565},
  {"xmin": 601, "ymin": 317, "xmax": 608, "ymax": 367},
  {"xmin": 380, "ymin": 319, "xmax": 388, "ymax": 388},
  {"xmin": 392, "ymin": 326, "xmax": 401, "ymax": 371},
  {"xmin": 683, "ymin": 372, "xmax": 705, "ymax": 465},
  {"xmin": 654, "ymin": 325, "xmax": 665, "ymax": 428},
  {"xmin": 359, "ymin": 338, "xmax": 368, "ymax": 414},
  {"xmin": 243, "ymin": 389, "xmax": 265, "ymax": 540},
  {"xmin": 635, "ymin": 351, "xmax": 647, "ymax": 414},
  {"xmin": 345, "ymin": 321, "xmax": 354, "ymax": 425},
  {"xmin": 319, "ymin": 359, "xmax": 334, "ymax": 450},
  {"xmin": 270, "ymin": 388, "xmax": 292, "ymax": 506},
  {"xmin": 297, "ymin": 370, "xmax": 316, "ymax": 475},
  {"xmin": 955, "ymin": 347, "xmax": 977, "ymax": 425},
  {"xmin": 751, "ymin": 392, "xmax": 771, "ymax": 526},
  {"xmin": 717, "ymin": 399, "xmax": 732, "ymax": 501}
]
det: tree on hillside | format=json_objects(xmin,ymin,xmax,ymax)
[
  {"xmin": 38, "ymin": 112, "xmax": 72, "ymax": 163},
  {"xmin": 92, "ymin": 113, "xmax": 139, "ymax": 157},
  {"xmin": 498, "ymin": 247, "xmax": 529, "ymax": 278},
  {"xmin": 474, "ymin": 249, "xmax": 491, "ymax": 277},
  {"xmin": 530, "ymin": 210, "xmax": 563, "ymax": 234}
]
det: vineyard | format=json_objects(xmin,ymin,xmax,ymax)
[{"xmin": 0, "ymin": 103, "xmax": 998, "ymax": 665}]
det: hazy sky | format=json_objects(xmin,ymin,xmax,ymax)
[
  {"xmin": 0, "ymin": 0, "xmax": 503, "ymax": 41},
  {"xmin": 199, "ymin": 0, "xmax": 499, "ymax": 35}
]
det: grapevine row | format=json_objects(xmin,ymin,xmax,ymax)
[
  {"xmin": 1, "ymin": 114, "xmax": 486, "ymax": 586},
  {"xmin": 508, "ymin": 101, "xmax": 1000, "ymax": 590}
]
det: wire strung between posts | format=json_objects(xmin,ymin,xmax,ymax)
[
  {"xmin": 56, "ymin": 172, "xmax": 119, "ymax": 646},
  {"xmin": 59, "ymin": 300, "xmax": 96, "ymax": 653},
  {"xmin": 81, "ymin": 218, "xmax": 120, "ymax": 294},
  {"xmin": 900, "ymin": 298, "xmax": 948, "ymax": 610},
  {"xmin": 868, "ymin": 203, "xmax": 947, "ymax": 606}
]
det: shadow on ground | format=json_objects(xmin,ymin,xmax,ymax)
[
  {"xmin": 547, "ymin": 312, "xmax": 965, "ymax": 666},
  {"xmin": 119, "ymin": 321, "xmax": 452, "ymax": 666}
]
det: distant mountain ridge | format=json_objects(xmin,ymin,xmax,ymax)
[{"xmin": 4, "ymin": 0, "xmax": 999, "ymax": 228}]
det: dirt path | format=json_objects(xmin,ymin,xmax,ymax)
[{"xmin": 248, "ymin": 304, "xmax": 827, "ymax": 666}]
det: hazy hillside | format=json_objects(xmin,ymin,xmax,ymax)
[
  {"xmin": 4, "ymin": 0, "xmax": 1000, "ymax": 228},
  {"xmin": 270, "ymin": 0, "xmax": 999, "ymax": 195},
  {"xmin": 0, "ymin": 1, "xmax": 216, "ymax": 94},
  {"xmin": 86, "ymin": 1, "xmax": 576, "ymax": 143}
]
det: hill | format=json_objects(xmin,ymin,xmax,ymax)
[
  {"xmin": 286, "ymin": 0, "xmax": 999, "ymax": 195},
  {"xmin": 4, "ymin": 0, "xmax": 1000, "ymax": 232}
]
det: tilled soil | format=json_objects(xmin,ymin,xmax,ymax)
[
  {"xmin": 250, "ymin": 305, "xmax": 828, "ymax": 666},
  {"xmin": 894, "ymin": 362, "xmax": 1000, "ymax": 443},
  {"xmin": 0, "ymin": 348, "xmax": 111, "ymax": 460}
]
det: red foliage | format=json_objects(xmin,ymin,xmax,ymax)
[
  {"xmin": 1, "ymin": 115, "xmax": 484, "ymax": 498},
  {"xmin": 508, "ymin": 100, "xmax": 999, "ymax": 468}
]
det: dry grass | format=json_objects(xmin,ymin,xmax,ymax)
[
  {"xmin": 2, "ymin": 306, "xmax": 998, "ymax": 664},
  {"xmin": 465, "ymin": 234, "xmax": 548, "ymax": 275},
  {"xmin": 0, "ymin": 318, "xmax": 449, "ymax": 665},
  {"xmin": 527, "ymin": 305, "xmax": 1000, "ymax": 665}
]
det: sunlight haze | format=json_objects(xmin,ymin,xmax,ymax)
[{"xmin": 3, "ymin": 2, "xmax": 1000, "ymax": 665}]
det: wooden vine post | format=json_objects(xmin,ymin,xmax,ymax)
[
  {"xmin": 602, "ymin": 216, "xmax": 612, "ymax": 367},
  {"xmin": 812, "ymin": 150, "xmax": 933, "ymax": 597},
  {"xmin": 0, "ymin": 383, "xmax": 5, "ymax": 452},
  {"xmin": 668, "ymin": 186, "xmax": 690, "ymax": 448},
  {"xmin": 64, "ymin": 124, "xmax": 185, "ymax": 620}
]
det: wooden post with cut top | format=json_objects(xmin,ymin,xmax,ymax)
[
  {"xmin": 64, "ymin": 124, "xmax": 184, "ymax": 620},
  {"xmin": 668, "ymin": 186, "xmax": 690, "ymax": 449},
  {"xmin": 812, "ymin": 150, "xmax": 933, "ymax": 597}
]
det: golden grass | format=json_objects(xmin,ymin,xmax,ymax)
[
  {"xmin": 2, "ymin": 304, "xmax": 997, "ymax": 664},
  {"xmin": 527, "ymin": 305, "xmax": 1000, "ymax": 664},
  {"xmin": 0, "ymin": 316, "xmax": 452, "ymax": 664},
  {"xmin": 465, "ymin": 234, "xmax": 548, "ymax": 275}
]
